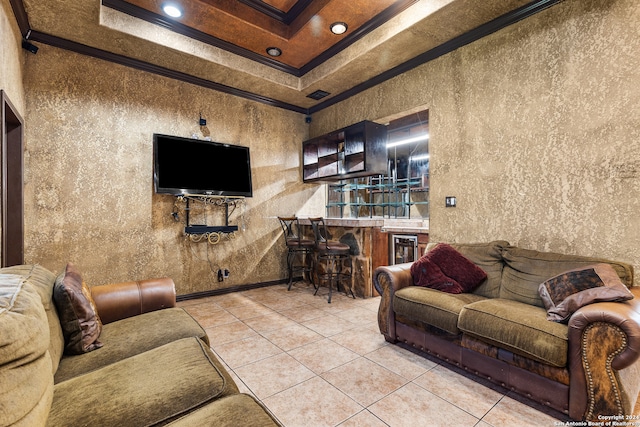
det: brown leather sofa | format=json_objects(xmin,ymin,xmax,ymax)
[
  {"xmin": 0, "ymin": 264, "xmax": 282, "ymax": 427},
  {"xmin": 373, "ymin": 241, "xmax": 640, "ymax": 421}
]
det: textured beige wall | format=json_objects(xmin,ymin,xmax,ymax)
[
  {"xmin": 23, "ymin": 46, "xmax": 325, "ymax": 294},
  {"xmin": 311, "ymin": 0, "xmax": 640, "ymax": 278},
  {"xmin": 0, "ymin": 0, "xmax": 24, "ymax": 112}
]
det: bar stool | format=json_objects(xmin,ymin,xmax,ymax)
[
  {"xmin": 309, "ymin": 217, "xmax": 355, "ymax": 303},
  {"xmin": 278, "ymin": 216, "xmax": 315, "ymax": 290}
]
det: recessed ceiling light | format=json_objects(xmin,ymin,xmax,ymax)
[
  {"xmin": 330, "ymin": 22, "xmax": 348, "ymax": 35},
  {"xmin": 162, "ymin": 4, "xmax": 183, "ymax": 18},
  {"xmin": 266, "ymin": 47, "xmax": 282, "ymax": 57}
]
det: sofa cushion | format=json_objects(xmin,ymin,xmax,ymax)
[
  {"xmin": 411, "ymin": 243, "xmax": 488, "ymax": 294},
  {"xmin": 426, "ymin": 241, "xmax": 508, "ymax": 298},
  {"xmin": 0, "ymin": 264, "xmax": 65, "ymax": 374},
  {"xmin": 539, "ymin": 264, "xmax": 634, "ymax": 323},
  {"xmin": 53, "ymin": 263, "xmax": 103, "ymax": 354},
  {"xmin": 166, "ymin": 394, "xmax": 282, "ymax": 427},
  {"xmin": 458, "ymin": 298, "xmax": 568, "ymax": 367},
  {"xmin": 54, "ymin": 307, "xmax": 209, "ymax": 383},
  {"xmin": 501, "ymin": 246, "xmax": 634, "ymax": 307},
  {"xmin": 0, "ymin": 275, "xmax": 54, "ymax": 427},
  {"xmin": 48, "ymin": 337, "xmax": 239, "ymax": 427},
  {"xmin": 394, "ymin": 286, "xmax": 487, "ymax": 335}
]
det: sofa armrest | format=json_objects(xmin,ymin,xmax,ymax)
[
  {"xmin": 373, "ymin": 263, "xmax": 414, "ymax": 342},
  {"xmin": 90, "ymin": 278, "xmax": 177, "ymax": 324},
  {"xmin": 568, "ymin": 288, "xmax": 640, "ymax": 421}
]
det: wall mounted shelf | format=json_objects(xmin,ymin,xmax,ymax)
[
  {"xmin": 302, "ymin": 120, "xmax": 387, "ymax": 182},
  {"xmin": 176, "ymin": 195, "xmax": 245, "ymax": 244}
]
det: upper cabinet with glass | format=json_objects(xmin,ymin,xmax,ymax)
[
  {"xmin": 386, "ymin": 112, "xmax": 429, "ymax": 189},
  {"xmin": 302, "ymin": 121, "xmax": 387, "ymax": 182}
]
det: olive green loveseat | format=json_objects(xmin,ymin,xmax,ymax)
[
  {"xmin": 0, "ymin": 264, "xmax": 281, "ymax": 427},
  {"xmin": 374, "ymin": 241, "xmax": 640, "ymax": 421}
]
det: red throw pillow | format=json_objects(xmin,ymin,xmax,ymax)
[{"xmin": 411, "ymin": 243, "xmax": 488, "ymax": 293}]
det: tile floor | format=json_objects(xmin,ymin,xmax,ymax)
[{"xmin": 178, "ymin": 281, "xmax": 570, "ymax": 427}]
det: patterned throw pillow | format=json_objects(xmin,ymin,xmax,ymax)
[
  {"xmin": 410, "ymin": 243, "xmax": 488, "ymax": 294},
  {"xmin": 53, "ymin": 263, "xmax": 103, "ymax": 354},
  {"xmin": 538, "ymin": 264, "xmax": 634, "ymax": 323}
]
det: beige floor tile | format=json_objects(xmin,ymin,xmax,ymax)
[
  {"xmin": 309, "ymin": 293, "xmax": 355, "ymax": 311},
  {"xmin": 368, "ymin": 382, "xmax": 479, "ymax": 427},
  {"xmin": 212, "ymin": 335, "xmax": 283, "ymax": 368},
  {"xmin": 261, "ymin": 323, "xmax": 324, "ymax": 351},
  {"xmin": 225, "ymin": 299, "xmax": 276, "ymax": 320},
  {"xmin": 242, "ymin": 312, "xmax": 299, "ymax": 333},
  {"xmin": 481, "ymin": 395, "xmax": 564, "ymax": 427},
  {"xmin": 366, "ymin": 345, "xmax": 438, "ymax": 381},
  {"xmin": 321, "ymin": 357, "xmax": 407, "ymax": 407},
  {"xmin": 353, "ymin": 296, "xmax": 383, "ymax": 313},
  {"xmin": 241, "ymin": 287, "xmax": 284, "ymax": 299},
  {"xmin": 234, "ymin": 353, "xmax": 315, "ymax": 400},
  {"xmin": 289, "ymin": 338, "xmax": 359, "ymax": 374},
  {"xmin": 413, "ymin": 365, "xmax": 503, "ymax": 418},
  {"xmin": 244, "ymin": 286, "xmax": 295, "ymax": 301},
  {"xmin": 362, "ymin": 319, "xmax": 383, "ymax": 333},
  {"xmin": 262, "ymin": 376, "xmax": 363, "ymax": 427},
  {"xmin": 227, "ymin": 368, "xmax": 254, "ymax": 396},
  {"xmin": 209, "ymin": 348, "xmax": 255, "ymax": 396},
  {"xmin": 338, "ymin": 410, "xmax": 389, "ymax": 427},
  {"xmin": 186, "ymin": 287, "xmax": 566, "ymax": 427},
  {"xmin": 259, "ymin": 296, "xmax": 308, "ymax": 312},
  {"xmin": 177, "ymin": 296, "xmax": 219, "ymax": 309},
  {"xmin": 176, "ymin": 298, "xmax": 202, "ymax": 308},
  {"xmin": 280, "ymin": 303, "xmax": 328, "ymax": 323},
  {"xmin": 286, "ymin": 287, "xmax": 328, "ymax": 305},
  {"xmin": 334, "ymin": 306, "xmax": 379, "ymax": 326},
  {"xmin": 302, "ymin": 313, "xmax": 357, "ymax": 337},
  {"xmin": 330, "ymin": 326, "xmax": 389, "ymax": 356},
  {"xmin": 213, "ymin": 292, "xmax": 254, "ymax": 309},
  {"xmin": 186, "ymin": 307, "xmax": 237, "ymax": 329},
  {"xmin": 204, "ymin": 320, "xmax": 258, "ymax": 345}
]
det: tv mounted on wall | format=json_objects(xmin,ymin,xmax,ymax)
[{"xmin": 153, "ymin": 134, "xmax": 253, "ymax": 197}]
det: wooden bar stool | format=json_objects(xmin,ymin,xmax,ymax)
[
  {"xmin": 278, "ymin": 216, "xmax": 315, "ymax": 290},
  {"xmin": 309, "ymin": 217, "xmax": 355, "ymax": 303}
]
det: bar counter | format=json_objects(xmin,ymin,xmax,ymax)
[{"xmin": 298, "ymin": 217, "xmax": 429, "ymax": 298}]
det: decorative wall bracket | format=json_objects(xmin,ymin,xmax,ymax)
[{"xmin": 175, "ymin": 195, "xmax": 246, "ymax": 244}]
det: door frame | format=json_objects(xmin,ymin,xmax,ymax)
[{"xmin": 1, "ymin": 90, "xmax": 24, "ymax": 267}]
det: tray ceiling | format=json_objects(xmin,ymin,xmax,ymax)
[{"xmin": 16, "ymin": 0, "xmax": 560, "ymax": 112}]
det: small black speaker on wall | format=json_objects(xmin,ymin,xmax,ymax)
[{"xmin": 22, "ymin": 40, "xmax": 38, "ymax": 54}]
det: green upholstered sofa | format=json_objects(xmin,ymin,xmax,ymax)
[
  {"xmin": 0, "ymin": 264, "xmax": 282, "ymax": 427},
  {"xmin": 374, "ymin": 241, "xmax": 640, "ymax": 421}
]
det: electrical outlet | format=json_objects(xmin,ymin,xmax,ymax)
[{"xmin": 217, "ymin": 269, "xmax": 230, "ymax": 281}]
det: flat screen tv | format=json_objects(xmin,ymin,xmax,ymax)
[{"xmin": 153, "ymin": 134, "xmax": 253, "ymax": 197}]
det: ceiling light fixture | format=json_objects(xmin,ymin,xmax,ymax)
[
  {"xmin": 266, "ymin": 47, "xmax": 282, "ymax": 57},
  {"xmin": 410, "ymin": 154, "xmax": 430, "ymax": 162},
  {"xmin": 162, "ymin": 4, "xmax": 183, "ymax": 18},
  {"xmin": 330, "ymin": 22, "xmax": 348, "ymax": 35}
]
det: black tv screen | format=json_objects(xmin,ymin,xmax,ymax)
[{"xmin": 153, "ymin": 134, "xmax": 253, "ymax": 197}]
